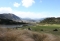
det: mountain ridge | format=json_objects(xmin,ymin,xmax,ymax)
[{"xmin": 0, "ymin": 13, "xmax": 21, "ymax": 21}]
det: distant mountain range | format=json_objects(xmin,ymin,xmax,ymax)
[
  {"xmin": 0, "ymin": 13, "xmax": 45, "ymax": 23},
  {"xmin": 21, "ymin": 18, "xmax": 45, "ymax": 22},
  {"xmin": 1, "ymin": 13, "xmax": 60, "ymax": 24}
]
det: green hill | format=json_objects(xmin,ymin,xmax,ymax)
[{"xmin": 40, "ymin": 17, "xmax": 60, "ymax": 24}]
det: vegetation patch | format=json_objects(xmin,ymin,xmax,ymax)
[{"xmin": 0, "ymin": 28, "xmax": 60, "ymax": 41}]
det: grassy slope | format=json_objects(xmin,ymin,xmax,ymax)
[{"xmin": 0, "ymin": 28, "xmax": 60, "ymax": 41}]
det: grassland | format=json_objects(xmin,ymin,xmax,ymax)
[
  {"xmin": 0, "ymin": 24, "xmax": 60, "ymax": 41},
  {"xmin": 19, "ymin": 24, "xmax": 60, "ymax": 35},
  {"xmin": 0, "ymin": 27, "xmax": 60, "ymax": 41}
]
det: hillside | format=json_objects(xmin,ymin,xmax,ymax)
[
  {"xmin": 40, "ymin": 17, "xmax": 60, "ymax": 24},
  {"xmin": 0, "ymin": 13, "xmax": 21, "ymax": 21},
  {"xmin": 0, "ymin": 13, "xmax": 27, "ymax": 25}
]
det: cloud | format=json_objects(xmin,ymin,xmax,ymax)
[
  {"xmin": 13, "ymin": 2, "xmax": 20, "ymax": 7},
  {"xmin": 0, "ymin": 7, "xmax": 12, "ymax": 13},
  {"xmin": 13, "ymin": 11, "xmax": 50, "ymax": 19},
  {"xmin": 22, "ymin": 0, "xmax": 35, "ymax": 8},
  {"xmin": 0, "ymin": 7, "xmax": 59, "ymax": 19},
  {"xmin": 12, "ymin": 12, "xmax": 60, "ymax": 19}
]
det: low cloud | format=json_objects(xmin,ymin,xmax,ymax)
[{"xmin": 13, "ymin": 11, "xmax": 50, "ymax": 19}]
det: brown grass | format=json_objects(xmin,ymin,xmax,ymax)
[{"xmin": 0, "ymin": 27, "xmax": 60, "ymax": 41}]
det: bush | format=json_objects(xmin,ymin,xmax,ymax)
[
  {"xmin": 40, "ymin": 29, "xmax": 43, "ymax": 31},
  {"xmin": 53, "ymin": 29, "xmax": 58, "ymax": 31}
]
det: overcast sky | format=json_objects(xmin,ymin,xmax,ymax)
[{"xmin": 0, "ymin": 0, "xmax": 60, "ymax": 19}]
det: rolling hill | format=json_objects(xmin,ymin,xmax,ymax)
[{"xmin": 40, "ymin": 17, "xmax": 60, "ymax": 24}]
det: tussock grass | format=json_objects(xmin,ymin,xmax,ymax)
[{"xmin": 0, "ymin": 27, "xmax": 60, "ymax": 41}]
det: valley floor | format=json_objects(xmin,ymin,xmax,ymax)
[{"xmin": 0, "ymin": 24, "xmax": 60, "ymax": 41}]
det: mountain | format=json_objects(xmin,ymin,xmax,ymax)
[
  {"xmin": 0, "ymin": 13, "xmax": 28, "ymax": 25},
  {"xmin": 21, "ymin": 18, "xmax": 36, "ymax": 23},
  {"xmin": 33, "ymin": 18, "xmax": 45, "ymax": 21},
  {"xmin": 21, "ymin": 18, "xmax": 45, "ymax": 23},
  {"xmin": 0, "ymin": 13, "xmax": 21, "ymax": 21},
  {"xmin": 22, "ymin": 18, "xmax": 44, "ymax": 21}
]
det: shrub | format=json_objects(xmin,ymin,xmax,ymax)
[
  {"xmin": 40, "ymin": 29, "xmax": 43, "ymax": 31},
  {"xmin": 53, "ymin": 29, "xmax": 58, "ymax": 31}
]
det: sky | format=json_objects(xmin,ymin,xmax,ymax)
[{"xmin": 0, "ymin": 0, "xmax": 60, "ymax": 19}]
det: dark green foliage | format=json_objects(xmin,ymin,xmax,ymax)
[
  {"xmin": 53, "ymin": 29, "xmax": 58, "ymax": 31},
  {"xmin": 0, "ymin": 18, "xmax": 27, "ymax": 25},
  {"xmin": 40, "ymin": 17, "xmax": 60, "ymax": 24},
  {"xmin": 40, "ymin": 29, "xmax": 43, "ymax": 31},
  {"xmin": 28, "ymin": 27, "xmax": 31, "ymax": 30}
]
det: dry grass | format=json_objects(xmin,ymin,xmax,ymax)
[{"xmin": 0, "ymin": 27, "xmax": 60, "ymax": 41}]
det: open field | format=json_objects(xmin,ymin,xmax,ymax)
[
  {"xmin": 19, "ymin": 24, "xmax": 60, "ymax": 35},
  {"xmin": 0, "ymin": 24, "xmax": 60, "ymax": 41}
]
